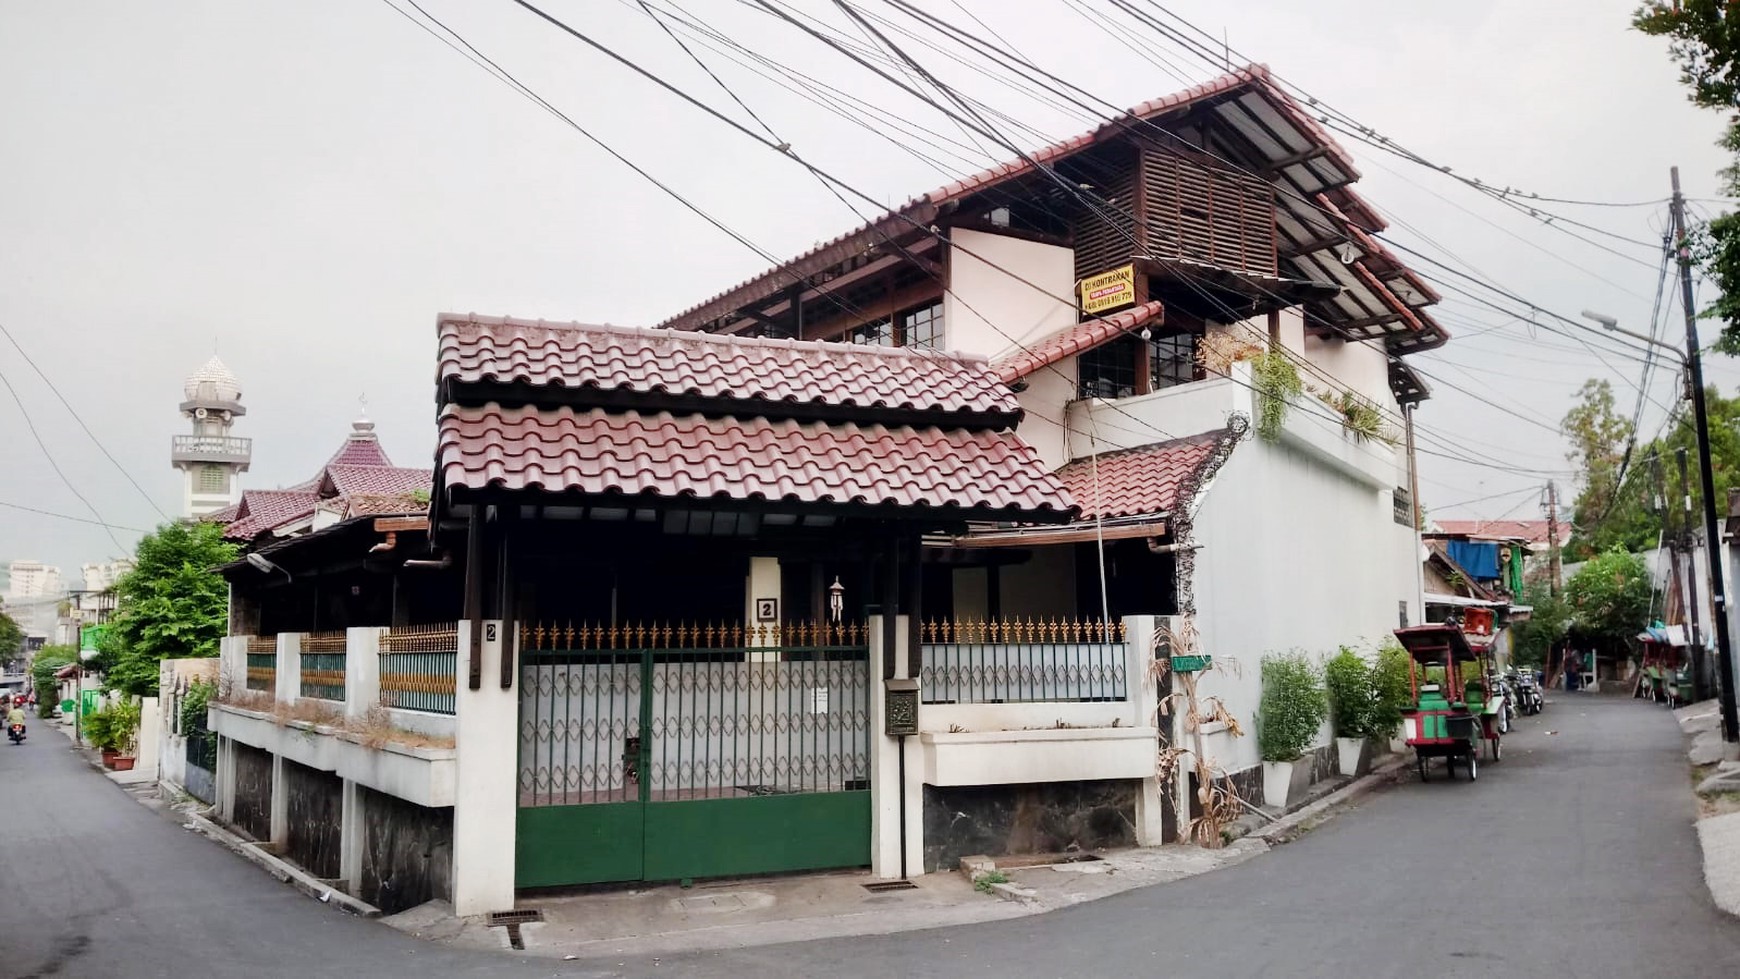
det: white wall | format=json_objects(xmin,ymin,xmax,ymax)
[
  {"xmin": 1188, "ymin": 419, "xmax": 1422, "ymax": 775},
  {"xmin": 943, "ymin": 228, "xmax": 1076, "ymax": 360},
  {"xmin": 1016, "ymin": 357, "xmax": 1078, "ymax": 471},
  {"xmin": 1065, "ymin": 365, "xmax": 1253, "ymax": 460},
  {"xmin": 1301, "ymin": 332, "xmax": 1401, "ymax": 421}
]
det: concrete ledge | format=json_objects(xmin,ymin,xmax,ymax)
[
  {"xmin": 1257, "ymin": 754, "xmax": 1410, "ymax": 845},
  {"xmin": 918, "ymin": 726, "xmax": 1159, "ymax": 785},
  {"xmin": 1698, "ymin": 811, "xmax": 1740, "ymax": 917},
  {"xmin": 182, "ymin": 809, "xmax": 382, "ymax": 918},
  {"xmin": 210, "ymin": 704, "xmax": 456, "ymax": 807}
]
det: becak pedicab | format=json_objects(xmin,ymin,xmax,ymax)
[{"xmin": 1393, "ymin": 623, "xmax": 1500, "ymax": 782}]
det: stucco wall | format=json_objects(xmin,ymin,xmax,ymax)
[
  {"xmin": 1188, "ymin": 423, "xmax": 1422, "ymax": 776},
  {"xmin": 1301, "ymin": 332, "xmax": 1400, "ymax": 419},
  {"xmin": 360, "ymin": 787, "xmax": 453, "ymax": 915},
  {"xmin": 943, "ymin": 227, "xmax": 1075, "ymax": 360},
  {"xmin": 1016, "ymin": 357, "xmax": 1078, "ymax": 471}
]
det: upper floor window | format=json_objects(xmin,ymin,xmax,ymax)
[
  {"xmin": 1078, "ymin": 332, "xmax": 1200, "ymax": 400},
  {"xmin": 199, "ymin": 465, "xmax": 227, "ymax": 493},
  {"xmin": 843, "ymin": 301, "xmax": 942, "ymax": 349},
  {"xmin": 846, "ymin": 319, "xmax": 895, "ymax": 346}
]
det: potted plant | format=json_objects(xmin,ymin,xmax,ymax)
[
  {"xmin": 83, "ymin": 705, "xmax": 118, "ymax": 768},
  {"xmin": 1371, "ymin": 641, "xmax": 1413, "ymax": 754},
  {"xmin": 1325, "ymin": 647, "xmax": 1375, "ymax": 777},
  {"xmin": 110, "ymin": 698, "xmax": 142, "ymax": 772},
  {"xmin": 1257, "ymin": 652, "xmax": 1327, "ymax": 809}
]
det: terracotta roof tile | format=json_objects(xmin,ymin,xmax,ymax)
[
  {"xmin": 222, "ymin": 490, "xmax": 320, "ymax": 540},
  {"xmin": 1431, "ymin": 520, "xmax": 1570, "ymax": 545},
  {"xmin": 1055, "ymin": 430, "xmax": 1229, "ymax": 521},
  {"xmin": 437, "ymin": 315, "xmax": 1017, "ymax": 420},
  {"xmin": 323, "ymin": 435, "xmax": 393, "ymax": 469},
  {"xmin": 992, "ymin": 302, "xmax": 1165, "ymax": 384},
  {"xmin": 437, "ymin": 404, "xmax": 1074, "ymax": 519},
  {"xmin": 346, "ymin": 492, "xmax": 429, "ymax": 517},
  {"xmin": 323, "ymin": 465, "xmax": 433, "ymax": 498}
]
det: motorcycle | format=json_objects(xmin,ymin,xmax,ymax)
[
  {"xmin": 1513, "ymin": 672, "xmax": 1543, "ymax": 715},
  {"xmin": 7, "ymin": 722, "xmax": 25, "ymax": 745}
]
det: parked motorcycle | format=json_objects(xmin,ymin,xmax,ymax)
[
  {"xmin": 7, "ymin": 723, "xmax": 25, "ymax": 745},
  {"xmin": 1513, "ymin": 672, "xmax": 1543, "ymax": 715}
]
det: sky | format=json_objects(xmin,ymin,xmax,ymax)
[{"xmin": 1, "ymin": 0, "xmax": 1735, "ymax": 584}]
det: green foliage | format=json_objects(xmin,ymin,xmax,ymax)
[
  {"xmin": 180, "ymin": 679, "xmax": 215, "ymax": 733},
  {"xmin": 29, "ymin": 645, "xmax": 76, "ymax": 718},
  {"xmin": 83, "ymin": 705, "xmax": 116, "ymax": 752},
  {"xmin": 1369, "ymin": 641, "xmax": 1412, "ymax": 740},
  {"xmin": 973, "ymin": 870, "xmax": 1011, "ymax": 894},
  {"xmin": 1323, "ymin": 647, "xmax": 1376, "ymax": 739},
  {"xmin": 1257, "ymin": 652, "xmax": 1327, "ymax": 763},
  {"xmin": 0, "ymin": 611, "xmax": 23, "ymax": 666},
  {"xmin": 1252, "ymin": 350, "xmax": 1301, "ymax": 443},
  {"xmin": 1565, "ymin": 547, "xmax": 1654, "ymax": 643},
  {"xmin": 1510, "ymin": 582, "xmax": 1570, "ymax": 667},
  {"xmin": 1317, "ymin": 388, "xmax": 1396, "ymax": 445},
  {"xmin": 1562, "ymin": 380, "xmax": 1740, "ymax": 558},
  {"xmin": 1634, "ymin": 2, "xmax": 1740, "ymax": 352},
  {"xmin": 109, "ymin": 698, "xmax": 142, "ymax": 755},
  {"xmin": 98, "ymin": 522, "xmax": 237, "ymax": 698}
]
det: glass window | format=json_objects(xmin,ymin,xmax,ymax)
[
  {"xmin": 1079, "ymin": 340, "xmax": 1137, "ymax": 399},
  {"xmin": 199, "ymin": 465, "xmax": 227, "ymax": 493},
  {"xmin": 846, "ymin": 319, "xmax": 894, "ymax": 346},
  {"xmin": 902, "ymin": 303, "xmax": 943, "ymax": 349},
  {"xmin": 1147, "ymin": 333, "xmax": 1197, "ymax": 390}
]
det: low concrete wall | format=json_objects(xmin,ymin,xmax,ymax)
[
  {"xmin": 231, "ymin": 741, "xmax": 274, "ymax": 841},
  {"xmin": 284, "ymin": 759, "xmax": 343, "ymax": 879},
  {"xmin": 918, "ymin": 727, "xmax": 1159, "ymax": 785},
  {"xmin": 210, "ymin": 704, "xmax": 455, "ymax": 808},
  {"xmin": 360, "ymin": 786, "xmax": 453, "ymax": 915},
  {"xmin": 921, "ymin": 779, "xmax": 1138, "ymax": 872}
]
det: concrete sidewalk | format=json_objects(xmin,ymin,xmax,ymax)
[
  {"xmin": 389, "ymin": 757, "xmax": 1409, "ymax": 962},
  {"xmin": 1675, "ymin": 700, "xmax": 1740, "ymax": 917}
]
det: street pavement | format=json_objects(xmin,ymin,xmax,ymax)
[{"xmin": 3, "ymin": 695, "xmax": 1737, "ymax": 978}]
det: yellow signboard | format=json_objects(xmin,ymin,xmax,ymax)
[{"xmin": 1079, "ymin": 264, "xmax": 1137, "ymax": 315}]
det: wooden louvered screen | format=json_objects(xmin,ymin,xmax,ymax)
[
  {"xmin": 1070, "ymin": 148, "xmax": 1141, "ymax": 283},
  {"xmin": 1141, "ymin": 149, "xmax": 1276, "ymax": 277}
]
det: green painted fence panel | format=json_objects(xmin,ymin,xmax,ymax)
[
  {"xmin": 516, "ymin": 803, "xmax": 644, "ymax": 887},
  {"xmin": 641, "ymin": 791, "xmax": 871, "ymax": 881}
]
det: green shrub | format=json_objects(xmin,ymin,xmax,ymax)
[
  {"xmin": 110, "ymin": 698, "xmax": 142, "ymax": 756},
  {"xmin": 1324, "ymin": 647, "xmax": 1376, "ymax": 739},
  {"xmin": 29, "ymin": 645, "xmax": 76, "ymax": 719},
  {"xmin": 1257, "ymin": 652, "xmax": 1327, "ymax": 763},
  {"xmin": 1370, "ymin": 641, "xmax": 1412, "ymax": 739},
  {"xmin": 180, "ymin": 680, "xmax": 215, "ymax": 734},
  {"xmin": 83, "ymin": 705, "xmax": 116, "ymax": 752},
  {"xmin": 1252, "ymin": 350, "xmax": 1302, "ymax": 443}
]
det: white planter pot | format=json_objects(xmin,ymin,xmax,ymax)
[
  {"xmin": 1336, "ymin": 737, "xmax": 1365, "ymax": 777},
  {"xmin": 1262, "ymin": 760, "xmax": 1295, "ymax": 809}
]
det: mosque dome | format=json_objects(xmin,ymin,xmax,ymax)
[{"xmin": 184, "ymin": 356, "xmax": 242, "ymax": 403}]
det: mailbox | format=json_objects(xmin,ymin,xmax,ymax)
[{"xmin": 884, "ymin": 678, "xmax": 919, "ymax": 736}]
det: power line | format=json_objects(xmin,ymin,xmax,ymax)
[
  {"xmin": 0, "ymin": 500, "xmax": 150, "ymax": 534},
  {"xmin": 0, "ymin": 322, "xmax": 171, "ymax": 521},
  {"xmin": 0, "ymin": 366, "xmax": 126, "ymax": 552}
]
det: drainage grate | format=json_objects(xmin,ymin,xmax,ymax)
[
  {"xmin": 862, "ymin": 880, "xmax": 919, "ymax": 893},
  {"xmin": 488, "ymin": 909, "xmax": 544, "ymax": 926}
]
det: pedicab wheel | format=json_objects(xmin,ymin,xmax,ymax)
[
  {"xmin": 1417, "ymin": 755, "xmax": 1430, "ymax": 782},
  {"xmin": 1466, "ymin": 751, "xmax": 1479, "ymax": 781}
]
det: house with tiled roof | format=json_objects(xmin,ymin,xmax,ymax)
[
  {"xmin": 204, "ymin": 416, "xmax": 431, "ymax": 546},
  {"xmin": 202, "ymin": 66, "xmax": 1452, "ymax": 914}
]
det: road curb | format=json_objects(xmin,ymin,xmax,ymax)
[
  {"xmin": 179, "ymin": 810, "xmax": 383, "ymax": 919},
  {"xmin": 1257, "ymin": 755, "xmax": 1409, "ymax": 845}
]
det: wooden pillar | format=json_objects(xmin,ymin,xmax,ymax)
[{"xmin": 462, "ymin": 506, "xmax": 485, "ymax": 691}]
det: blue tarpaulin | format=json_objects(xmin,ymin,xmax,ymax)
[{"xmin": 1447, "ymin": 540, "xmax": 1500, "ymax": 580}]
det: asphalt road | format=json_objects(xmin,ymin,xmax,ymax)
[{"xmin": 3, "ymin": 695, "xmax": 1736, "ymax": 978}]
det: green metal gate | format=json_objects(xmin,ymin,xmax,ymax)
[{"xmin": 516, "ymin": 623, "xmax": 872, "ymax": 888}]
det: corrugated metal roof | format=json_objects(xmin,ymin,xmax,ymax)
[{"xmin": 436, "ymin": 404, "xmax": 1075, "ymax": 519}]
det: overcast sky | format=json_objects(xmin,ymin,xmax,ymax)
[{"xmin": 2, "ymin": 0, "xmax": 1735, "ymax": 584}]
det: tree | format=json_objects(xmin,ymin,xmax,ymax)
[
  {"xmin": 1562, "ymin": 380, "xmax": 1740, "ymax": 556},
  {"xmin": 98, "ymin": 522, "xmax": 237, "ymax": 698},
  {"xmin": 1564, "ymin": 547, "xmax": 1654, "ymax": 647},
  {"xmin": 0, "ymin": 610, "xmax": 23, "ymax": 669},
  {"xmin": 30, "ymin": 644, "xmax": 76, "ymax": 718},
  {"xmin": 1510, "ymin": 582, "xmax": 1571, "ymax": 667},
  {"xmin": 1634, "ymin": 3, "xmax": 1740, "ymax": 352}
]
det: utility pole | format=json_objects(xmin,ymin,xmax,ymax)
[
  {"xmin": 1544, "ymin": 480, "xmax": 1561, "ymax": 598},
  {"xmin": 1671, "ymin": 166, "xmax": 1739, "ymax": 743},
  {"xmin": 1678, "ymin": 447, "xmax": 1711, "ymax": 699}
]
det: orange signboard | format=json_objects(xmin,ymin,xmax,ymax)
[{"xmin": 1079, "ymin": 264, "xmax": 1136, "ymax": 315}]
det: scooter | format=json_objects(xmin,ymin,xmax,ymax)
[
  {"xmin": 7, "ymin": 723, "xmax": 25, "ymax": 745},
  {"xmin": 1512, "ymin": 672, "xmax": 1542, "ymax": 715}
]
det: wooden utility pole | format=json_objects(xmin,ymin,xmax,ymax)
[{"xmin": 1671, "ymin": 166, "xmax": 1739, "ymax": 742}]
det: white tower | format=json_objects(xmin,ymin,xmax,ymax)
[{"xmin": 171, "ymin": 356, "xmax": 252, "ymax": 518}]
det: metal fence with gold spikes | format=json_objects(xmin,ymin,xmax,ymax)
[
  {"xmin": 521, "ymin": 620, "xmax": 867, "ymax": 652},
  {"xmin": 918, "ymin": 617, "xmax": 1127, "ymax": 705},
  {"xmin": 380, "ymin": 622, "xmax": 458, "ymax": 715}
]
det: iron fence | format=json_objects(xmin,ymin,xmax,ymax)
[
  {"xmin": 380, "ymin": 622, "xmax": 458, "ymax": 715},
  {"xmin": 245, "ymin": 649, "xmax": 276, "ymax": 693},
  {"xmin": 918, "ymin": 618, "xmax": 1128, "ymax": 704},
  {"xmin": 299, "ymin": 632, "xmax": 347, "ymax": 701},
  {"xmin": 518, "ymin": 620, "xmax": 870, "ymax": 807}
]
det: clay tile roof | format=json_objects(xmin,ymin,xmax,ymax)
[
  {"xmin": 222, "ymin": 490, "xmax": 320, "ymax": 540},
  {"xmin": 1056, "ymin": 430, "xmax": 1229, "ymax": 521},
  {"xmin": 437, "ymin": 404, "xmax": 1074, "ymax": 519},
  {"xmin": 992, "ymin": 301, "xmax": 1165, "ymax": 384},
  {"xmin": 437, "ymin": 314, "xmax": 1017, "ymax": 420},
  {"xmin": 322, "ymin": 465, "xmax": 433, "ymax": 498},
  {"xmin": 324, "ymin": 436, "xmax": 394, "ymax": 469},
  {"xmin": 1431, "ymin": 520, "xmax": 1570, "ymax": 545}
]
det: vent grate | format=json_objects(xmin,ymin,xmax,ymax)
[
  {"xmin": 862, "ymin": 880, "xmax": 919, "ymax": 893},
  {"xmin": 488, "ymin": 909, "xmax": 544, "ymax": 926}
]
